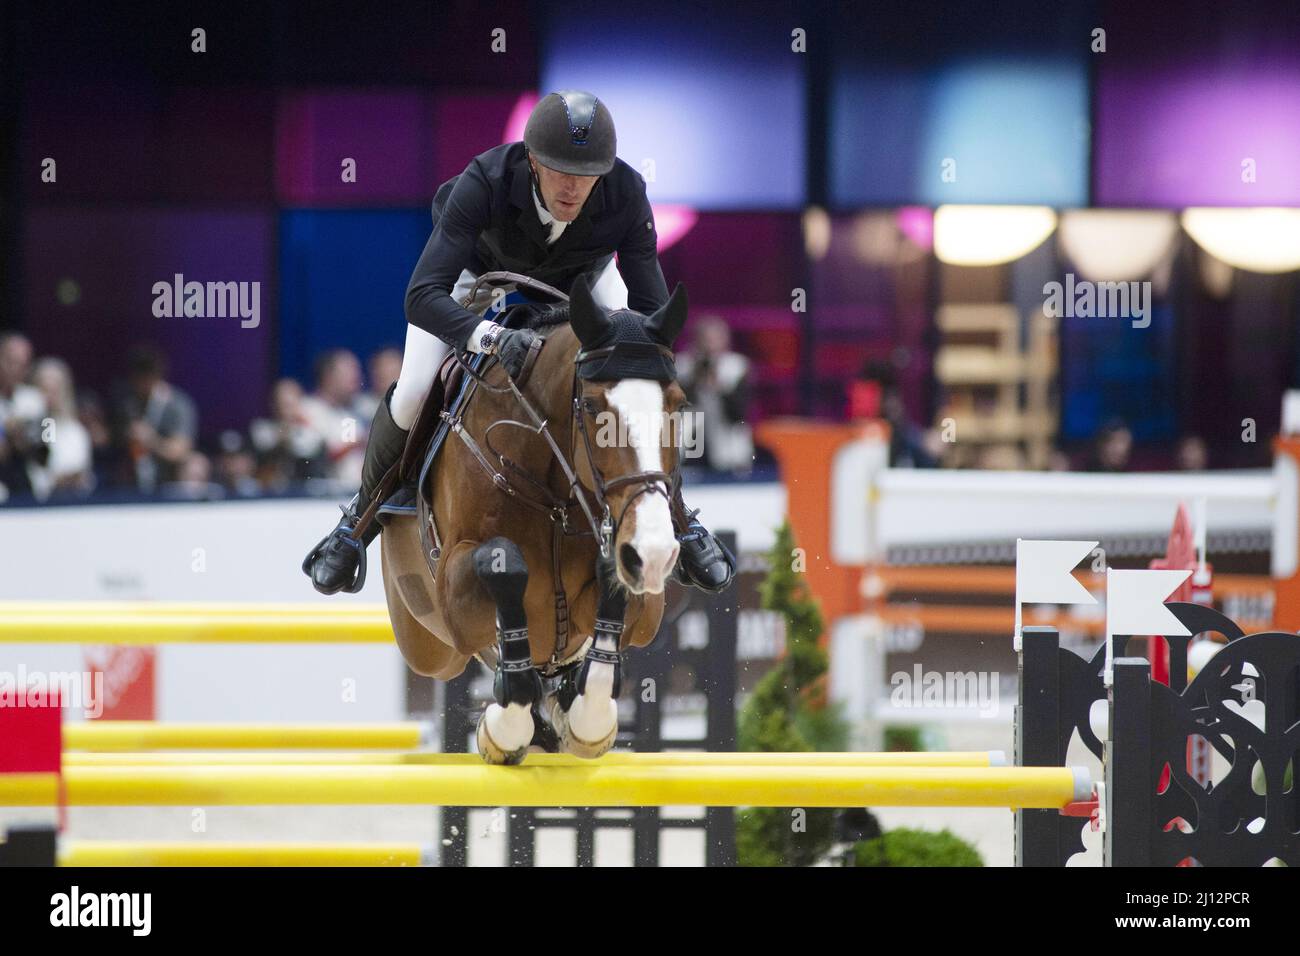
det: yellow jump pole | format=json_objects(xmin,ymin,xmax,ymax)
[
  {"xmin": 58, "ymin": 841, "xmax": 427, "ymax": 867},
  {"xmin": 64, "ymin": 722, "xmax": 431, "ymax": 751},
  {"xmin": 64, "ymin": 750, "xmax": 1006, "ymax": 768},
  {"xmin": 0, "ymin": 613, "xmax": 393, "ymax": 644},
  {"xmin": 0, "ymin": 601, "xmax": 387, "ymax": 617},
  {"xmin": 0, "ymin": 764, "xmax": 1091, "ymax": 809}
]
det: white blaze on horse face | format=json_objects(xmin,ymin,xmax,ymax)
[{"xmin": 605, "ymin": 379, "xmax": 679, "ymax": 593}]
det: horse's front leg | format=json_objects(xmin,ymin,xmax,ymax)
[
  {"xmin": 473, "ymin": 537, "xmax": 541, "ymax": 765},
  {"xmin": 552, "ymin": 561, "xmax": 625, "ymax": 759}
]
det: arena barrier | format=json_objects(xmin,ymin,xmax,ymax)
[
  {"xmin": 58, "ymin": 841, "xmax": 430, "ymax": 867},
  {"xmin": 758, "ymin": 420, "xmax": 1300, "ymax": 738},
  {"xmin": 0, "ymin": 764, "xmax": 1090, "ymax": 809},
  {"xmin": 61, "ymin": 750, "xmax": 1007, "ymax": 767}
]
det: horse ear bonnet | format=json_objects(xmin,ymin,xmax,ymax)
[
  {"xmin": 577, "ymin": 313, "xmax": 678, "ymax": 383},
  {"xmin": 569, "ymin": 276, "xmax": 680, "ymax": 383}
]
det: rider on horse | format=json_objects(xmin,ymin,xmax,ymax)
[{"xmin": 304, "ymin": 90, "xmax": 736, "ymax": 597}]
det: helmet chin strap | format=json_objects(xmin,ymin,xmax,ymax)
[{"xmin": 527, "ymin": 156, "xmax": 550, "ymax": 214}]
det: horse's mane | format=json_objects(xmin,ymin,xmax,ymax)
[
  {"xmin": 510, "ymin": 302, "xmax": 573, "ymax": 335},
  {"xmin": 509, "ymin": 302, "xmax": 654, "ymax": 340}
]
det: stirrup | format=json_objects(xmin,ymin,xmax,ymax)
[
  {"xmin": 301, "ymin": 502, "xmax": 369, "ymax": 594},
  {"xmin": 673, "ymin": 509, "xmax": 736, "ymax": 593}
]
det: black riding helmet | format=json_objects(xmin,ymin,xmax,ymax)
[{"xmin": 524, "ymin": 90, "xmax": 617, "ymax": 177}]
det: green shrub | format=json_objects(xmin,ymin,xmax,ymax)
[
  {"xmin": 736, "ymin": 520, "xmax": 853, "ymax": 866},
  {"xmin": 850, "ymin": 827, "xmax": 983, "ymax": 867},
  {"xmin": 883, "ymin": 724, "xmax": 924, "ymax": 752}
]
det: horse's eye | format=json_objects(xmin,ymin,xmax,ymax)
[{"xmin": 582, "ymin": 398, "xmax": 600, "ymax": 415}]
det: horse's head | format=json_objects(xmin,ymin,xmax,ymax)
[{"xmin": 568, "ymin": 274, "xmax": 689, "ymax": 595}]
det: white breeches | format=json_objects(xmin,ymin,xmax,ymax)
[{"xmin": 389, "ymin": 260, "xmax": 630, "ymax": 429}]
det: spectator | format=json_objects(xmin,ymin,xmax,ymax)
[
  {"xmin": 300, "ymin": 349, "xmax": 367, "ymax": 489},
  {"xmin": 28, "ymin": 357, "xmax": 94, "ymax": 500},
  {"xmin": 851, "ymin": 358, "xmax": 939, "ymax": 468},
  {"xmin": 1177, "ymin": 435, "xmax": 1209, "ymax": 471},
  {"xmin": 160, "ymin": 449, "xmax": 222, "ymax": 500},
  {"xmin": 249, "ymin": 378, "xmax": 329, "ymax": 491},
  {"xmin": 675, "ymin": 317, "xmax": 753, "ymax": 474},
  {"xmin": 1086, "ymin": 419, "xmax": 1133, "ymax": 473},
  {"xmin": 75, "ymin": 390, "xmax": 113, "ymax": 490},
  {"xmin": 0, "ymin": 332, "xmax": 47, "ymax": 500},
  {"xmin": 77, "ymin": 390, "xmax": 112, "ymax": 455},
  {"xmin": 111, "ymin": 345, "xmax": 198, "ymax": 493},
  {"xmin": 213, "ymin": 430, "xmax": 261, "ymax": 498},
  {"xmin": 356, "ymin": 347, "xmax": 403, "ymax": 422}
]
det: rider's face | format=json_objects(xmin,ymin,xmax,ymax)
[{"xmin": 530, "ymin": 158, "xmax": 599, "ymax": 222}]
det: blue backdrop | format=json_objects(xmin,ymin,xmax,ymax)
[{"xmin": 278, "ymin": 209, "xmax": 432, "ymax": 388}]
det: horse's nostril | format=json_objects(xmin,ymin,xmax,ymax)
[{"xmin": 619, "ymin": 543, "xmax": 643, "ymax": 579}]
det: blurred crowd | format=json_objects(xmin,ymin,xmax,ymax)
[
  {"xmin": 0, "ymin": 331, "xmax": 402, "ymax": 503},
  {"xmin": 3, "ymin": 317, "xmax": 1221, "ymax": 505},
  {"xmin": 0, "ymin": 320, "xmax": 757, "ymax": 504}
]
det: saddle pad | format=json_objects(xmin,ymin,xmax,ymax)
[{"xmin": 377, "ymin": 482, "xmax": 417, "ymax": 525}]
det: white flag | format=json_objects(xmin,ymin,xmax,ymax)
[
  {"xmin": 1106, "ymin": 569, "xmax": 1192, "ymax": 637},
  {"xmin": 1016, "ymin": 539, "xmax": 1098, "ymax": 606},
  {"xmin": 1014, "ymin": 539, "xmax": 1098, "ymax": 649},
  {"xmin": 1105, "ymin": 568, "xmax": 1191, "ymax": 684}
]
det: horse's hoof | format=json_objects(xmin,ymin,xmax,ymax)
[
  {"xmin": 476, "ymin": 705, "xmax": 531, "ymax": 765},
  {"xmin": 549, "ymin": 697, "xmax": 617, "ymax": 759}
]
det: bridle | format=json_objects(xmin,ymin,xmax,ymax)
[
  {"xmin": 443, "ymin": 284, "xmax": 682, "ymax": 562},
  {"xmin": 570, "ymin": 344, "xmax": 682, "ymax": 557}
]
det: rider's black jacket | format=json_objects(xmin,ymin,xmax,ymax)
[{"xmin": 404, "ymin": 142, "xmax": 670, "ymax": 350}]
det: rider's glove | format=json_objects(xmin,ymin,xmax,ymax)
[{"xmin": 493, "ymin": 327, "xmax": 541, "ymax": 379}]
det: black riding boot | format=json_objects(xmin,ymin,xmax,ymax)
[
  {"xmin": 302, "ymin": 385, "xmax": 410, "ymax": 595},
  {"xmin": 670, "ymin": 490, "xmax": 736, "ymax": 593}
]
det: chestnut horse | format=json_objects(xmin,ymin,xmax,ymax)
[{"xmin": 380, "ymin": 273, "xmax": 689, "ymax": 763}]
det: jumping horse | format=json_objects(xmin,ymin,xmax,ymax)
[{"xmin": 379, "ymin": 271, "xmax": 690, "ymax": 763}]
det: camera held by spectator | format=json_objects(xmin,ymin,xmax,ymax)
[{"xmin": 675, "ymin": 317, "xmax": 753, "ymax": 475}]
